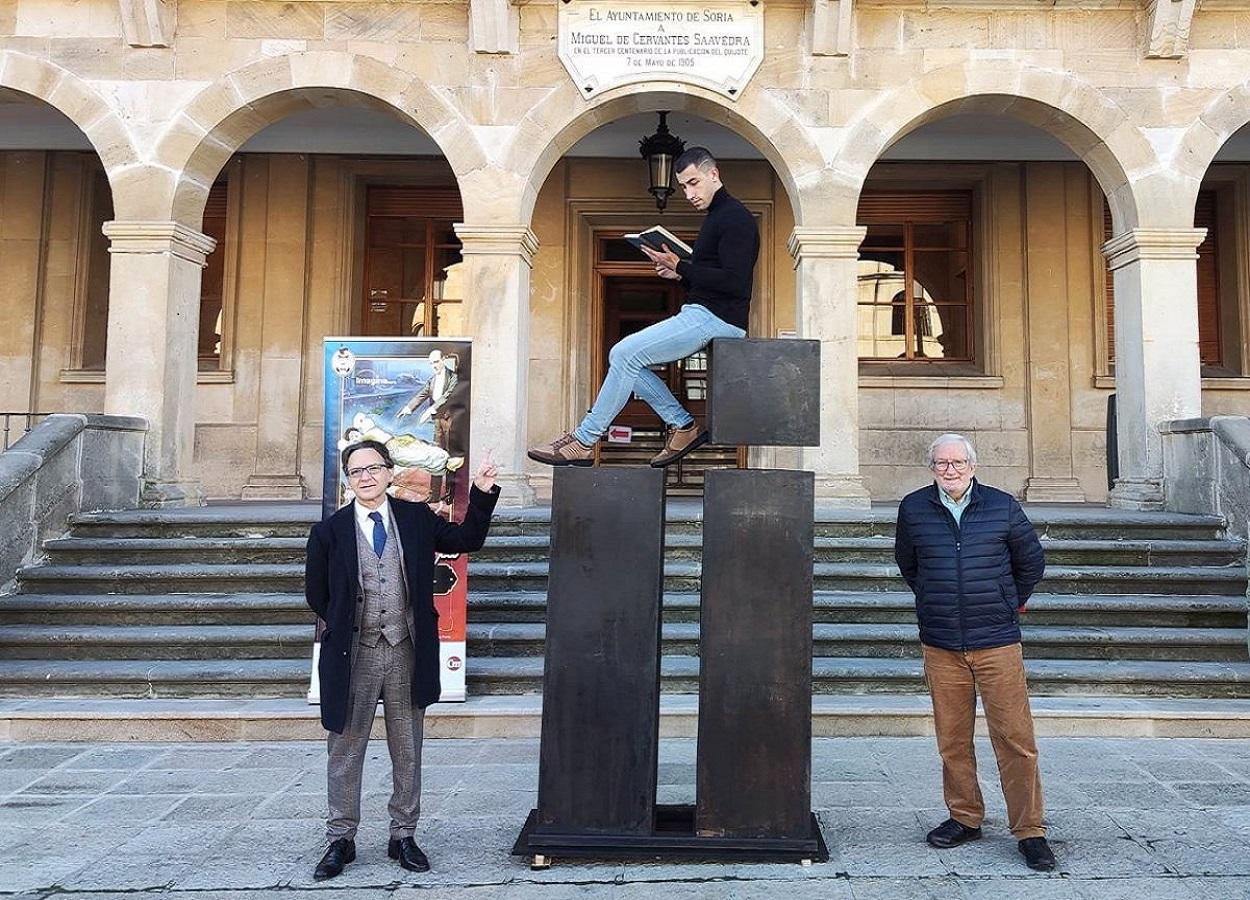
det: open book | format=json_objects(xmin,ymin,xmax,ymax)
[{"xmin": 624, "ymin": 225, "xmax": 693, "ymax": 262}]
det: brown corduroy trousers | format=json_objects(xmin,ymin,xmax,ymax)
[{"xmin": 921, "ymin": 642, "xmax": 1045, "ymax": 839}]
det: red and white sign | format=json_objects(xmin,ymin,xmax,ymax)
[{"xmin": 607, "ymin": 425, "xmax": 633, "ymax": 444}]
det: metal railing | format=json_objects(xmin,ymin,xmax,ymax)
[{"xmin": 1, "ymin": 412, "xmax": 49, "ymax": 450}]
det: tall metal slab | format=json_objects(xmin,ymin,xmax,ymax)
[
  {"xmin": 706, "ymin": 338, "xmax": 821, "ymax": 447},
  {"xmin": 536, "ymin": 466, "xmax": 667, "ymax": 835},
  {"xmin": 696, "ymin": 468, "xmax": 815, "ymax": 838}
]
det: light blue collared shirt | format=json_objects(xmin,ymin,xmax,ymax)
[{"xmin": 938, "ymin": 482, "xmax": 974, "ymax": 527}]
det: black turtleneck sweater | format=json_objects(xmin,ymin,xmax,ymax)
[{"xmin": 674, "ymin": 187, "xmax": 759, "ymax": 331}]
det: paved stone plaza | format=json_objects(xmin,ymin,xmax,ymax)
[{"xmin": 0, "ymin": 736, "xmax": 1248, "ymax": 898}]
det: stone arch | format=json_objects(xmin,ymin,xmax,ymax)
[
  {"xmin": 0, "ymin": 50, "xmax": 141, "ymax": 213},
  {"xmin": 831, "ymin": 61, "xmax": 1162, "ymax": 232},
  {"xmin": 499, "ymin": 80, "xmax": 829, "ymax": 227},
  {"xmin": 157, "ymin": 51, "xmax": 488, "ymax": 226},
  {"xmin": 1174, "ymin": 82, "xmax": 1250, "ymax": 217}
]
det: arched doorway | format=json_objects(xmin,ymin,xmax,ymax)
[
  {"xmin": 522, "ymin": 104, "xmax": 799, "ymax": 493},
  {"xmin": 165, "ymin": 74, "xmax": 476, "ymax": 499}
]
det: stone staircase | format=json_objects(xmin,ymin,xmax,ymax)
[{"xmin": 0, "ymin": 503, "xmax": 1246, "ymax": 699}]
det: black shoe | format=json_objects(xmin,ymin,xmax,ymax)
[
  {"xmin": 388, "ymin": 836, "xmax": 430, "ymax": 872},
  {"xmin": 314, "ymin": 838, "xmax": 355, "ymax": 880},
  {"xmin": 926, "ymin": 817, "xmax": 983, "ymax": 848},
  {"xmin": 1018, "ymin": 836, "xmax": 1057, "ymax": 871}
]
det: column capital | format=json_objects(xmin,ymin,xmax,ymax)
[
  {"xmin": 1102, "ymin": 228, "xmax": 1206, "ymax": 271},
  {"xmin": 102, "ymin": 221, "xmax": 217, "ymax": 266},
  {"xmin": 787, "ymin": 226, "xmax": 867, "ymax": 266},
  {"xmin": 453, "ymin": 224, "xmax": 540, "ymax": 266}
]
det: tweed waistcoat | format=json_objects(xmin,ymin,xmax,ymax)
[{"xmin": 355, "ymin": 515, "xmax": 409, "ymax": 647}]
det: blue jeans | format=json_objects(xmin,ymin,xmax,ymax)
[{"xmin": 574, "ymin": 303, "xmax": 746, "ymax": 444}]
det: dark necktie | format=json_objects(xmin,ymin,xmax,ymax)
[{"xmin": 369, "ymin": 511, "xmax": 386, "ymax": 557}]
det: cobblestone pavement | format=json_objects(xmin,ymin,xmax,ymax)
[{"xmin": 2, "ymin": 736, "xmax": 1249, "ymax": 898}]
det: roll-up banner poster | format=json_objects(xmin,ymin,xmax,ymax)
[{"xmin": 310, "ymin": 337, "xmax": 472, "ymax": 703}]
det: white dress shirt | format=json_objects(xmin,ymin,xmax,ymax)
[{"xmin": 354, "ymin": 497, "xmax": 392, "ymax": 542}]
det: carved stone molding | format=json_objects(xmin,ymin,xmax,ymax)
[
  {"xmin": 454, "ymin": 224, "xmax": 540, "ymax": 266},
  {"xmin": 1145, "ymin": 0, "xmax": 1199, "ymax": 59},
  {"xmin": 118, "ymin": 0, "xmax": 176, "ymax": 48},
  {"xmin": 1102, "ymin": 228, "xmax": 1206, "ymax": 271},
  {"xmin": 809, "ymin": 0, "xmax": 854, "ymax": 57},
  {"xmin": 102, "ymin": 221, "xmax": 217, "ymax": 267},
  {"xmin": 470, "ymin": 0, "xmax": 519, "ymax": 55},
  {"xmin": 787, "ymin": 226, "xmax": 867, "ymax": 264}
]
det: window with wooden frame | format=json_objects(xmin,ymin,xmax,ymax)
[
  {"xmin": 1103, "ymin": 192, "xmax": 1224, "ymax": 369},
  {"xmin": 198, "ymin": 180, "xmax": 230, "ymax": 371},
  {"xmin": 856, "ymin": 191, "xmax": 974, "ymax": 363},
  {"xmin": 362, "ymin": 186, "xmax": 464, "ymax": 337}
]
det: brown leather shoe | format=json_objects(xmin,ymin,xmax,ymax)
[
  {"xmin": 650, "ymin": 422, "xmax": 708, "ymax": 467},
  {"xmin": 527, "ymin": 432, "xmax": 595, "ymax": 467}
]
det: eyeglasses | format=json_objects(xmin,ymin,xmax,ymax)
[
  {"xmin": 931, "ymin": 460, "xmax": 970, "ymax": 472},
  {"xmin": 346, "ymin": 463, "xmax": 390, "ymax": 480}
]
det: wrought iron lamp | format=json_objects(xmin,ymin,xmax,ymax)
[{"xmin": 638, "ymin": 112, "xmax": 685, "ymax": 212}]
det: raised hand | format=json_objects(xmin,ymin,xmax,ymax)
[{"xmin": 474, "ymin": 448, "xmax": 499, "ymax": 492}]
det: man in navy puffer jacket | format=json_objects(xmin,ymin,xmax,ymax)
[{"xmin": 894, "ymin": 433, "xmax": 1055, "ymax": 872}]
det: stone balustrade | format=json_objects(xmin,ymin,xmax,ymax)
[{"xmin": 0, "ymin": 414, "xmax": 146, "ymax": 591}]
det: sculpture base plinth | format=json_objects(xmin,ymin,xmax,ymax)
[{"xmin": 512, "ymin": 806, "xmax": 829, "ymax": 867}]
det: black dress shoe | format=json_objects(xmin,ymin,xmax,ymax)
[
  {"xmin": 314, "ymin": 838, "xmax": 355, "ymax": 880},
  {"xmin": 926, "ymin": 817, "xmax": 983, "ymax": 848},
  {"xmin": 388, "ymin": 837, "xmax": 430, "ymax": 872},
  {"xmin": 1018, "ymin": 836, "xmax": 1057, "ymax": 871}
]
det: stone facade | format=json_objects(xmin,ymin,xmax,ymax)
[{"xmin": 0, "ymin": 0, "xmax": 1247, "ymax": 506}]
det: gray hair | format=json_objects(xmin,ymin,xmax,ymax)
[{"xmin": 926, "ymin": 433, "xmax": 977, "ymax": 467}]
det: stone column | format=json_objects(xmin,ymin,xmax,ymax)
[
  {"xmin": 1103, "ymin": 228, "xmax": 1205, "ymax": 510},
  {"xmin": 102, "ymin": 221, "xmax": 216, "ymax": 507},
  {"xmin": 788, "ymin": 226, "xmax": 870, "ymax": 506},
  {"xmin": 455, "ymin": 224, "xmax": 538, "ymax": 508},
  {"xmin": 242, "ymin": 155, "xmax": 310, "ymax": 499},
  {"xmin": 1023, "ymin": 164, "xmax": 1086, "ymax": 502}
]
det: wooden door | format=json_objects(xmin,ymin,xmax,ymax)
[{"xmin": 601, "ymin": 277, "xmax": 711, "ymax": 428}]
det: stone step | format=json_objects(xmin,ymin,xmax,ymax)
[
  {"xmin": 472, "ymin": 535, "xmax": 1247, "ymax": 567},
  {"xmin": 42, "ymin": 536, "xmax": 310, "ymax": 565},
  {"xmin": 0, "ymin": 593, "xmax": 316, "ymax": 625},
  {"xmin": 463, "ymin": 622, "xmax": 1249, "ymax": 662},
  {"xmin": 4, "ymin": 655, "xmax": 1250, "ymax": 698},
  {"xmin": 66, "ymin": 505, "xmax": 1229, "ymax": 542},
  {"xmin": 14, "ymin": 564, "xmax": 303, "ymax": 594},
  {"xmin": 1, "ymin": 620, "xmax": 1242, "ymax": 663},
  {"xmin": 0, "ymin": 659, "xmax": 312, "ymax": 697},
  {"xmin": 0, "ymin": 624, "xmax": 316, "ymax": 660},
  {"xmin": 15, "ymin": 560, "xmax": 1246, "ymax": 596},
  {"xmin": 9, "ymin": 695, "xmax": 1250, "ymax": 741},
  {"xmin": 470, "ymin": 591, "xmax": 1250, "ymax": 628},
  {"xmin": 468, "ymin": 656, "xmax": 1250, "ymax": 697},
  {"xmin": 1, "ymin": 590, "xmax": 1244, "ymax": 629},
  {"xmin": 38, "ymin": 533, "xmax": 1246, "ymax": 568}
]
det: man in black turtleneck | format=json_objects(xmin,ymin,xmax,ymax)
[{"xmin": 528, "ymin": 146, "xmax": 760, "ymax": 468}]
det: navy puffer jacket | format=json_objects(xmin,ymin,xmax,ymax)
[{"xmin": 894, "ymin": 480, "xmax": 1045, "ymax": 652}]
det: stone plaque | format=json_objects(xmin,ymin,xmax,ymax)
[{"xmin": 558, "ymin": 1, "xmax": 764, "ymax": 100}]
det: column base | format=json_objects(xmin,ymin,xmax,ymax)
[
  {"xmin": 1023, "ymin": 477, "xmax": 1087, "ymax": 503},
  {"xmin": 813, "ymin": 474, "xmax": 871, "ymax": 508},
  {"xmin": 495, "ymin": 472, "xmax": 538, "ymax": 508},
  {"xmin": 140, "ymin": 479, "xmax": 205, "ymax": 508},
  {"xmin": 1108, "ymin": 477, "xmax": 1165, "ymax": 511},
  {"xmin": 240, "ymin": 474, "xmax": 307, "ymax": 500}
]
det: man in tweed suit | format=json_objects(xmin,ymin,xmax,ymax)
[{"xmin": 306, "ymin": 438, "xmax": 499, "ymax": 880}]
